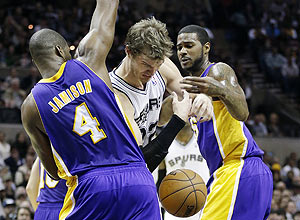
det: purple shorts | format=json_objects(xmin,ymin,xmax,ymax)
[
  {"xmin": 61, "ymin": 163, "xmax": 161, "ymax": 220},
  {"xmin": 34, "ymin": 202, "xmax": 63, "ymax": 220}
]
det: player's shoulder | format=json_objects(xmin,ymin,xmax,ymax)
[
  {"xmin": 21, "ymin": 93, "xmax": 39, "ymax": 129},
  {"xmin": 209, "ymin": 62, "xmax": 235, "ymax": 80},
  {"xmin": 213, "ymin": 62, "xmax": 234, "ymax": 71}
]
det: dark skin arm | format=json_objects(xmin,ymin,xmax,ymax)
[
  {"xmin": 180, "ymin": 62, "xmax": 249, "ymax": 121},
  {"xmin": 21, "ymin": 94, "xmax": 59, "ymax": 180},
  {"xmin": 76, "ymin": 0, "xmax": 119, "ymax": 90},
  {"xmin": 21, "ymin": 0, "xmax": 119, "ymax": 179}
]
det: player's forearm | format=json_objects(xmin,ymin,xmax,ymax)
[
  {"xmin": 142, "ymin": 114, "xmax": 185, "ymax": 172},
  {"xmin": 219, "ymin": 89, "xmax": 249, "ymax": 121}
]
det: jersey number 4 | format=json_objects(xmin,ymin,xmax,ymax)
[{"xmin": 73, "ymin": 102, "xmax": 107, "ymax": 144}]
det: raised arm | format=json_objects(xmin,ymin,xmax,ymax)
[{"xmin": 76, "ymin": 0, "xmax": 119, "ymax": 89}]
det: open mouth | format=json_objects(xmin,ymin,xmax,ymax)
[{"xmin": 181, "ymin": 57, "xmax": 190, "ymax": 64}]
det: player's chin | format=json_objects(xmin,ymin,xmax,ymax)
[{"xmin": 180, "ymin": 62, "xmax": 192, "ymax": 70}]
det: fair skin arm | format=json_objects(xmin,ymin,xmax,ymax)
[
  {"xmin": 26, "ymin": 158, "xmax": 39, "ymax": 211},
  {"xmin": 159, "ymin": 57, "xmax": 213, "ymax": 122},
  {"xmin": 180, "ymin": 62, "xmax": 249, "ymax": 121}
]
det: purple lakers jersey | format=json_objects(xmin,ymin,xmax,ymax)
[
  {"xmin": 31, "ymin": 59, "xmax": 144, "ymax": 178},
  {"xmin": 194, "ymin": 63, "xmax": 264, "ymax": 175},
  {"xmin": 37, "ymin": 161, "xmax": 67, "ymax": 203}
]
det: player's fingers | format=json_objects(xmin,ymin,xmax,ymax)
[
  {"xmin": 182, "ymin": 89, "xmax": 190, "ymax": 100},
  {"xmin": 172, "ymin": 91, "xmax": 178, "ymax": 104}
]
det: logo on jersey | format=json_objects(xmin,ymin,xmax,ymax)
[
  {"xmin": 135, "ymin": 97, "xmax": 161, "ymax": 126},
  {"xmin": 168, "ymin": 154, "xmax": 205, "ymax": 167}
]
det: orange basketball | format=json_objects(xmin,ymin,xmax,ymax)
[{"xmin": 158, "ymin": 169, "xmax": 207, "ymax": 217}]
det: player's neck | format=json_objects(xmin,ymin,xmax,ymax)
[
  {"xmin": 39, "ymin": 59, "xmax": 65, "ymax": 79},
  {"xmin": 192, "ymin": 59, "xmax": 211, "ymax": 77},
  {"xmin": 116, "ymin": 57, "xmax": 145, "ymax": 89}
]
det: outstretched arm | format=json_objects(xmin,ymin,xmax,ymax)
[
  {"xmin": 180, "ymin": 62, "xmax": 249, "ymax": 121},
  {"xmin": 142, "ymin": 91, "xmax": 191, "ymax": 172},
  {"xmin": 76, "ymin": 0, "xmax": 119, "ymax": 89},
  {"xmin": 160, "ymin": 57, "xmax": 213, "ymax": 122},
  {"xmin": 26, "ymin": 158, "xmax": 40, "ymax": 211}
]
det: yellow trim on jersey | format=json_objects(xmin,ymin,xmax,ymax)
[
  {"xmin": 40, "ymin": 62, "xmax": 67, "ymax": 83},
  {"xmin": 213, "ymin": 101, "xmax": 248, "ymax": 159},
  {"xmin": 77, "ymin": 59, "xmax": 115, "ymax": 93},
  {"xmin": 114, "ymin": 94, "xmax": 139, "ymax": 144},
  {"xmin": 59, "ymin": 176, "xmax": 78, "ymax": 220},
  {"xmin": 200, "ymin": 159, "xmax": 244, "ymax": 220}
]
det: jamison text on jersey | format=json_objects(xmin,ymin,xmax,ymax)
[{"xmin": 48, "ymin": 79, "xmax": 92, "ymax": 113}]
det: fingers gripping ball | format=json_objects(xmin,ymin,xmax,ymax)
[{"xmin": 158, "ymin": 169, "xmax": 207, "ymax": 217}]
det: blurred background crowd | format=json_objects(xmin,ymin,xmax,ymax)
[{"xmin": 0, "ymin": 0, "xmax": 300, "ymax": 219}]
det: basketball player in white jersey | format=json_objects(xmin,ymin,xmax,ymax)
[
  {"xmin": 110, "ymin": 17, "xmax": 213, "ymax": 178},
  {"xmin": 158, "ymin": 96, "xmax": 210, "ymax": 220}
]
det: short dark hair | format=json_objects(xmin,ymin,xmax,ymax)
[
  {"xmin": 29, "ymin": 28, "xmax": 68, "ymax": 63},
  {"xmin": 178, "ymin": 25, "xmax": 210, "ymax": 45}
]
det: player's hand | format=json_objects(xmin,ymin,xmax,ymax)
[
  {"xmin": 190, "ymin": 94, "xmax": 213, "ymax": 122},
  {"xmin": 180, "ymin": 76, "xmax": 225, "ymax": 97},
  {"xmin": 172, "ymin": 90, "xmax": 192, "ymax": 122}
]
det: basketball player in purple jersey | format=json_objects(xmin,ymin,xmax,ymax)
[
  {"xmin": 21, "ymin": 0, "xmax": 191, "ymax": 219},
  {"xmin": 178, "ymin": 25, "xmax": 273, "ymax": 220},
  {"xmin": 26, "ymin": 158, "xmax": 67, "ymax": 219}
]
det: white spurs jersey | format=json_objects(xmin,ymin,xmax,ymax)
[
  {"xmin": 109, "ymin": 69, "xmax": 166, "ymax": 146},
  {"xmin": 163, "ymin": 134, "xmax": 210, "ymax": 220}
]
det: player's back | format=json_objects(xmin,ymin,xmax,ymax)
[{"xmin": 32, "ymin": 59, "xmax": 145, "ymax": 178}]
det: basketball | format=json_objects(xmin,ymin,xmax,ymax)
[{"xmin": 158, "ymin": 169, "xmax": 207, "ymax": 217}]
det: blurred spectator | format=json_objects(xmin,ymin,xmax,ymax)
[
  {"xmin": 273, "ymin": 189, "xmax": 282, "ymax": 205},
  {"xmin": 294, "ymin": 211, "xmax": 300, "ymax": 220},
  {"xmin": 264, "ymin": 47, "xmax": 287, "ymax": 83},
  {"xmin": 2, "ymin": 198, "xmax": 16, "ymax": 220},
  {"xmin": 4, "ymin": 147, "xmax": 23, "ymax": 180},
  {"xmin": 16, "ymin": 206, "xmax": 31, "ymax": 220},
  {"xmin": 14, "ymin": 187, "xmax": 27, "ymax": 208},
  {"xmin": 14, "ymin": 147, "xmax": 35, "ymax": 187},
  {"xmin": 281, "ymin": 55, "xmax": 299, "ymax": 95},
  {"xmin": 2, "ymin": 78, "xmax": 26, "ymax": 109},
  {"xmin": 268, "ymin": 112, "xmax": 283, "ymax": 137},
  {"xmin": 3, "ymin": 172, "xmax": 16, "ymax": 200},
  {"xmin": 12, "ymin": 132, "xmax": 29, "ymax": 160},
  {"xmin": 286, "ymin": 200, "xmax": 297, "ymax": 220},
  {"xmin": 0, "ymin": 132, "xmax": 11, "ymax": 165},
  {"xmin": 251, "ymin": 113, "xmax": 268, "ymax": 137},
  {"xmin": 281, "ymin": 159, "xmax": 300, "ymax": 180}
]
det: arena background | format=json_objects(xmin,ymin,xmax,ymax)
[{"xmin": 0, "ymin": 0, "xmax": 300, "ymax": 219}]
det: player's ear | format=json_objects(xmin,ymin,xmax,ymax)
[
  {"xmin": 125, "ymin": 45, "xmax": 131, "ymax": 56},
  {"xmin": 203, "ymin": 42, "xmax": 210, "ymax": 55},
  {"xmin": 55, "ymin": 45, "xmax": 68, "ymax": 61}
]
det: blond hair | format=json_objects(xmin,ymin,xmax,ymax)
[{"xmin": 125, "ymin": 17, "xmax": 173, "ymax": 60}]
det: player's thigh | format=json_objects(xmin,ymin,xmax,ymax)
[
  {"xmin": 65, "ymin": 166, "xmax": 161, "ymax": 220},
  {"xmin": 200, "ymin": 157, "xmax": 272, "ymax": 220},
  {"xmin": 231, "ymin": 157, "xmax": 273, "ymax": 220}
]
